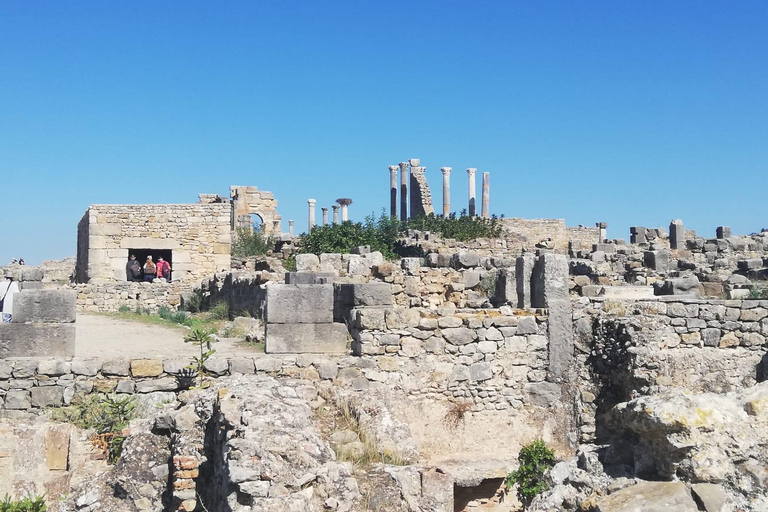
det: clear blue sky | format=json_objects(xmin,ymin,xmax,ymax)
[{"xmin": 1, "ymin": 2, "xmax": 766, "ymax": 265}]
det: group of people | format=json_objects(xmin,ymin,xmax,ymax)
[{"xmin": 126, "ymin": 255, "xmax": 172, "ymax": 283}]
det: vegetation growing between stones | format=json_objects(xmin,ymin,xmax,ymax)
[
  {"xmin": 442, "ymin": 400, "xmax": 472, "ymax": 429},
  {"xmin": 299, "ymin": 211, "xmax": 503, "ymax": 257},
  {"xmin": 184, "ymin": 327, "xmax": 218, "ymax": 388},
  {"xmin": 749, "ymin": 286, "xmax": 768, "ymax": 299},
  {"xmin": 49, "ymin": 394, "xmax": 136, "ymax": 464},
  {"xmin": 504, "ymin": 440, "xmax": 556, "ymax": 507},
  {"xmin": 231, "ymin": 227, "xmax": 273, "ymax": 257},
  {"xmin": 0, "ymin": 495, "xmax": 47, "ymax": 512}
]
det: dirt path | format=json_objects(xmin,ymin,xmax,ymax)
[{"xmin": 75, "ymin": 313, "xmax": 262, "ymax": 359}]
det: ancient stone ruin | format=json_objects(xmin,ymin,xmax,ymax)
[{"xmin": 2, "ymin": 170, "xmax": 768, "ymax": 511}]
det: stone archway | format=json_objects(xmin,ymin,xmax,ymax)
[{"xmin": 230, "ymin": 186, "xmax": 282, "ymax": 236}]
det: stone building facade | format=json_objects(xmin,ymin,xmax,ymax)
[{"xmin": 75, "ymin": 203, "xmax": 232, "ymax": 283}]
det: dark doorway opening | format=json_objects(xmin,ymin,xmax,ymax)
[
  {"xmin": 453, "ymin": 478, "xmax": 505, "ymax": 511},
  {"xmin": 128, "ymin": 249, "xmax": 173, "ymax": 282}
]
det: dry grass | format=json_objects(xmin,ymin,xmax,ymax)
[
  {"xmin": 442, "ymin": 400, "xmax": 472, "ymax": 430},
  {"xmin": 603, "ymin": 300, "xmax": 627, "ymax": 316},
  {"xmin": 318, "ymin": 388, "xmax": 408, "ymax": 466}
]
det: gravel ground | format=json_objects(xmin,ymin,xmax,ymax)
[{"xmin": 75, "ymin": 313, "xmax": 262, "ymax": 359}]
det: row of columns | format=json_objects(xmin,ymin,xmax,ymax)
[
  {"xmin": 390, "ymin": 162, "xmax": 490, "ymax": 219},
  {"xmin": 306, "ymin": 201, "xmax": 347, "ymax": 232}
]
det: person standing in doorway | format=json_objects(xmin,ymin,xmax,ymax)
[
  {"xmin": 143, "ymin": 256, "xmax": 156, "ymax": 282},
  {"xmin": 156, "ymin": 257, "xmax": 172, "ymax": 283},
  {"xmin": 126, "ymin": 255, "xmax": 141, "ymax": 282},
  {"xmin": 0, "ymin": 274, "xmax": 19, "ymax": 322}
]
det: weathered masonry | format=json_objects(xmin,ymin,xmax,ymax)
[
  {"xmin": 75, "ymin": 186, "xmax": 281, "ymax": 283},
  {"xmin": 76, "ymin": 203, "xmax": 232, "ymax": 283}
]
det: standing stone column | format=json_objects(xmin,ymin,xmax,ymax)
[
  {"xmin": 467, "ymin": 168, "xmax": 477, "ymax": 217},
  {"xmin": 399, "ymin": 162, "xmax": 409, "ymax": 221},
  {"xmin": 288, "ymin": 220, "xmax": 294, "ymax": 237},
  {"xmin": 481, "ymin": 172, "xmax": 490, "ymax": 219},
  {"xmin": 389, "ymin": 165, "xmax": 398, "ymax": 218},
  {"xmin": 336, "ymin": 198, "xmax": 352, "ymax": 222},
  {"xmin": 307, "ymin": 199, "xmax": 316, "ymax": 232},
  {"xmin": 669, "ymin": 219, "xmax": 684, "ymax": 249},
  {"xmin": 332, "ymin": 205, "xmax": 340, "ymax": 224},
  {"xmin": 441, "ymin": 167, "xmax": 451, "ymax": 216},
  {"xmin": 322, "ymin": 208, "xmax": 329, "ymax": 226},
  {"xmin": 596, "ymin": 222, "xmax": 608, "ymax": 243}
]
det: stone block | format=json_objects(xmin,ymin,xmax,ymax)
[
  {"xmin": 37, "ymin": 360, "xmax": 71, "ymax": 376},
  {"xmin": 4, "ymin": 390, "xmax": 31, "ymax": 409},
  {"xmin": 135, "ymin": 377, "xmax": 178, "ymax": 393},
  {"xmin": 451, "ymin": 251, "xmax": 480, "ymax": 269},
  {"xmin": 46, "ymin": 424, "xmax": 71, "ymax": 470},
  {"xmin": 524, "ymin": 382, "xmax": 561, "ymax": 408},
  {"xmin": 531, "ymin": 253, "xmax": 569, "ymax": 308},
  {"xmin": 516, "ymin": 254, "xmax": 536, "ymax": 308},
  {"xmin": 441, "ymin": 327, "xmax": 477, "ymax": 346},
  {"xmin": 643, "ymin": 251, "xmax": 669, "ymax": 272},
  {"xmin": 738, "ymin": 258, "xmax": 763, "ymax": 271},
  {"xmin": 12, "ymin": 289, "xmax": 76, "ymax": 323},
  {"xmin": 131, "ymin": 359, "xmax": 164, "ymax": 377},
  {"xmin": 265, "ymin": 323, "xmax": 349, "ymax": 354},
  {"xmin": 31, "ymin": 386, "xmax": 64, "ymax": 407},
  {"xmin": 0, "ymin": 324, "xmax": 75, "ymax": 358},
  {"xmin": 295, "ymin": 254, "xmax": 320, "ymax": 272},
  {"xmin": 495, "ymin": 268, "xmax": 516, "ymax": 305},
  {"xmin": 20, "ymin": 268, "xmax": 44, "ymax": 281},
  {"xmin": 655, "ymin": 276, "xmax": 700, "ymax": 296},
  {"xmin": 229, "ymin": 358, "xmax": 255, "ymax": 374},
  {"xmin": 385, "ymin": 308, "xmax": 421, "ymax": 329},
  {"xmin": 341, "ymin": 283, "xmax": 393, "ymax": 307},
  {"xmin": 284, "ymin": 272, "xmax": 336, "ymax": 285},
  {"xmin": 102, "ymin": 359, "xmax": 131, "ymax": 376},
  {"xmin": 265, "ymin": 284, "xmax": 333, "ymax": 324},
  {"xmin": 669, "ymin": 219, "xmax": 685, "ymax": 249},
  {"xmin": 716, "ymin": 226, "xmax": 731, "ymax": 239}
]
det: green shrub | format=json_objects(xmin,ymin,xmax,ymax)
[
  {"xmin": 118, "ymin": 305, "xmax": 130, "ymax": 313},
  {"xmin": 209, "ymin": 301, "xmax": 230, "ymax": 320},
  {"xmin": 184, "ymin": 328, "xmax": 217, "ymax": 388},
  {"xmin": 0, "ymin": 495, "xmax": 47, "ymax": 512},
  {"xmin": 232, "ymin": 228, "xmax": 273, "ymax": 257},
  {"xmin": 283, "ymin": 256, "xmax": 297, "ymax": 272},
  {"xmin": 749, "ymin": 286, "xmax": 768, "ymax": 299},
  {"xmin": 49, "ymin": 394, "xmax": 135, "ymax": 464},
  {"xmin": 184, "ymin": 289, "xmax": 204, "ymax": 313},
  {"xmin": 298, "ymin": 210, "xmax": 503, "ymax": 258},
  {"xmin": 504, "ymin": 440, "xmax": 556, "ymax": 506}
]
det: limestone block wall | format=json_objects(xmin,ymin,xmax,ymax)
[
  {"xmin": 573, "ymin": 297, "xmax": 768, "ymax": 443},
  {"xmin": 502, "ymin": 218, "xmax": 600, "ymax": 253},
  {"xmin": 76, "ymin": 203, "xmax": 232, "ymax": 283},
  {"xmin": 73, "ymin": 281, "xmax": 188, "ymax": 312}
]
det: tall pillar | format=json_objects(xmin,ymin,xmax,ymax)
[
  {"xmin": 481, "ymin": 172, "xmax": 490, "ymax": 218},
  {"xmin": 332, "ymin": 205, "xmax": 340, "ymax": 224},
  {"xmin": 322, "ymin": 208, "xmax": 329, "ymax": 226},
  {"xmin": 399, "ymin": 162, "xmax": 409, "ymax": 221},
  {"xmin": 307, "ymin": 199, "xmax": 316, "ymax": 232},
  {"xmin": 669, "ymin": 219, "xmax": 684, "ymax": 250},
  {"xmin": 389, "ymin": 165, "xmax": 398, "ymax": 218},
  {"xmin": 288, "ymin": 220, "xmax": 294, "ymax": 237},
  {"xmin": 441, "ymin": 167, "xmax": 451, "ymax": 216},
  {"xmin": 341, "ymin": 204, "xmax": 349, "ymax": 221},
  {"xmin": 467, "ymin": 168, "xmax": 477, "ymax": 217},
  {"xmin": 596, "ymin": 222, "xmax": 607, "ymax": 242}
]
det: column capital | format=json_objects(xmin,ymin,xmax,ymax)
[
  {"xmin": 398, "ymin": 162, "xmax": 409, "ymax": 171},
  {"xmin": 466, "ymin": 168, "xmax": 477, "ymax": 177},
  {"xmin": 307, "ymin": 199, "xmax": 316, "ymax": 206},
  {"xmin": 441, "ymin": 167, "xmax": 452, "ymax": 176},
  {"xmin": 389, "ymin": 165, "xmax": 399, "ymax": 173},
  {"xmin": 332, "ymin": 204, "xmax": 340, "ymax": 210},
  {"xmin": 321, "ymin": 207, "xmax": 328, "ymax": 212}
]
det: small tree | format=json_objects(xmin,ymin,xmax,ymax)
[
  {"xmin": 184, "ymin": 328, "xmax": 217, "ymax": 388},
  {"xmin": 504, "ymin": 440, "xmax": 556, "ymax": 506}
]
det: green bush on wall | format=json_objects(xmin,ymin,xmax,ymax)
[
  {"xmin": 0, "ymin": 495, "xmax": 47, "ymax": 512},
  {"xmin": 504, "ymin": 440, "xmax": 556, "ymax": 507}
]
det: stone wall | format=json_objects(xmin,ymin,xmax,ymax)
[
  {"xmin": 502, "ymin": 218, "xmax": 600, "ymax": 253},
  {"xmin": 76, "ymin": 203, "xmax": 232, "ymax": 283},
  {"xmin": 573, "ymin": 296, "xmax": 768, "ymax": 443},
  {"xmin": 73, "ymin": 281, "xmax": 188, "ymax": 312}
]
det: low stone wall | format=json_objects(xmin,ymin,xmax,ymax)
[{"xmin": 72, "ymin": 281, "xmax": 190, "ymax": 312}]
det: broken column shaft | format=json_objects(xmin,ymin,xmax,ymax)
[
  {"xmin": 481, "ymin": 172, "xmax": 490, "ymax": 218},
  {"xmin": 467, "ymin": 168, "xmax": 477, "ymax": 217},
  {"xmin": 389, "ymin": 165, "xmax": 398, "ymax": 218},
  {"xmin": 307, "ymin": 199, "xmax": 316, "ymax": 232}
]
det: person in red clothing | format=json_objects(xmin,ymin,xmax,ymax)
[{"xmin": 156, "ymin": 257, "xmax": 172, "ymax": 282}]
